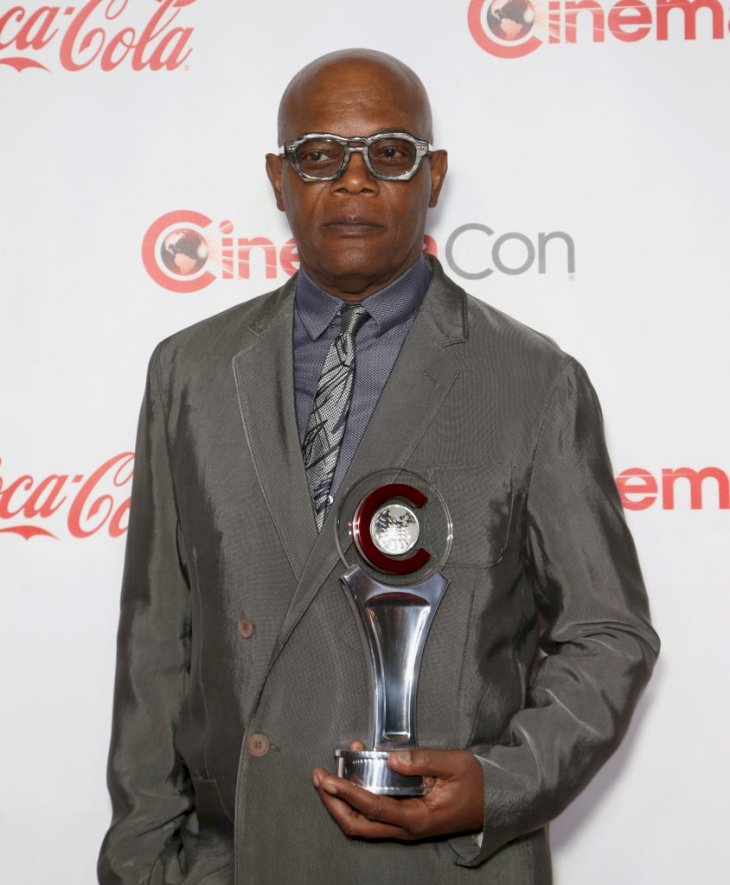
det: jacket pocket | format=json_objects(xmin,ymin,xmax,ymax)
[{"xmin": 429, "ymin": 465, "xmax": 514, "ymax": 568}]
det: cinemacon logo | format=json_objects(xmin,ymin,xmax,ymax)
[
  {"xmin": 142, "ymin": 210, "xmax": 577, "ymax": 293},
  {"xmin": 0, "ymin": 458, "xmax": 727, "ymax": 540},
  {"xmin": 468, "ymin": 0, "xmax": 728, "ymax": 59},
  {"xmin": 0, "ymin": 0, "xmax": 195, "ymax": 73}
]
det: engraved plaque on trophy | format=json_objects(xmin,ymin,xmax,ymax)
[{"xmin": 334, "ymin": 470, "xmax": 452, "ymax": 796}]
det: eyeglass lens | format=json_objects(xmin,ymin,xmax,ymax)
[{"xmin": 295, "ymin": 137, "xmax": 419, "ymax": 178}]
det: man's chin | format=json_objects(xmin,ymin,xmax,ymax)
[
  {"xmin": 300, "ymin": 245, "xmax": 423, "ymax": 299},
  {"xmin": 305, "ymin": 262, "xmax": 401, "ymax": 299}
]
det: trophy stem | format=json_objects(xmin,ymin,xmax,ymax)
[{"xmin": 338, "ymin": 566, "xmax": 449, "ymax": 796}]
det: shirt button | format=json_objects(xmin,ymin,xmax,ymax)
[
  {"xmin": 246, "ymin": 734, "xmax": 270, "ymax": 757},
  {"xmin": 237, "ymin": 616, "xmax": 255, "ymax": 639}
]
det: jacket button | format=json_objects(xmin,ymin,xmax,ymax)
[
  {"xmin": 246, "ymin": 733, "xmax": 270, "ymax": 757},
  {"xmin": 237, "ymin": 617, "xmax": 254, "ymax": 639}
]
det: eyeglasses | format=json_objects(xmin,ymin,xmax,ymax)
[{"xmin": 279, "ymin": 132, "xmax": 431, "ymax": 182}]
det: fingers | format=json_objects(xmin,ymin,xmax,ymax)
[
  {"xmin": 312, "ymin": 768, "xmax": 400, "ymax": 826},
  {"xmin": 311, "ymin": 749, "xmax": 484, "ymax": 840},
  {"xmin": 387, "ymin": 748, "xmax": 479, "ymax": 780},
  {"xmin": 312, "ymin": 768, "xmax": 419, "ymax": 839},
  {"xmin": 321, "ymin": 792, "xmax": 409, "ymax": 840}
]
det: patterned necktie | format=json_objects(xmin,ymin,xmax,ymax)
[{"xmin": 302, "ymin": 302, "xmax": 369, "ymax": 529}]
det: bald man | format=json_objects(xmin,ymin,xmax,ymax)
[{"xmin": 99, "ymin": 50, "xmax": 658, "ymax": 885}]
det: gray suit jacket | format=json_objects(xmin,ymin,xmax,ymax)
[{"xmin": 99, "ymin": 258, "xmax": 659, "ymax": 884}]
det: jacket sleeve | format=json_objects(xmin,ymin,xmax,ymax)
[
  {"xmin": 452, "ymin": 356, "xmax": 660, "ymax": 866},
  {"xmin": 98, "ymin": 344, "xmax": 194, "ymax": 884}
]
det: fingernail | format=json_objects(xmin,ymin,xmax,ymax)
[
  {"xmin": 394, "ymin": 751, "xmax": 412, "ymax": 765},
  {"xmin": 312, "ymin": 772, "xmax": 321, "ymax": 789},
  {"xmin": 322, "ymin": 780, "xmax": 338, "ymax": 796}
]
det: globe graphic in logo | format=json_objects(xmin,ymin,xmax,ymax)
[
  {"xmin": 486, "ymin": 0, "xmax": 536, "ymax": 41},
  {"xmin": 160, "ymin": 228, "xmax": 209, "ymax": 276}
]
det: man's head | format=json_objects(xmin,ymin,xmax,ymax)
[{"xmin": 266, "ymin": 49, "xmax": 447, "ymax": 301}]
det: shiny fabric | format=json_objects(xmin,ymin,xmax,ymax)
[{"xmin": 99, "ymin": 257, "xmax": 659, "ymax": 884}]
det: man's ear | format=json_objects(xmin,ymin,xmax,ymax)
[
  {"xmin": 428, "ymin": 149, "xmax": 448, "ymax": 209},
  {"xmin": 265, "ymin": 153, "xmax": 286, "ymax": 212}
]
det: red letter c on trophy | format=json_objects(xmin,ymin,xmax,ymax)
[{"xmin": 352, "ymin": 483, "xmax": 431, "ymax": 576}]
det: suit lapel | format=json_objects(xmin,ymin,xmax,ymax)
[
  {"xmin": 232, "ymin": 281, "xmax": 318, "ymax": 583},
  {"xmin": 266, "ymin": 265, "xmax": 467, "ymax": 673}
]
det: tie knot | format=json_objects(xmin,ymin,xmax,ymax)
[{"xmin": 339, "ymin": 302, "xmax": 369, "ymax": 338}]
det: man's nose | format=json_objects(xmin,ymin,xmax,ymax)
[{"xmin": 331, "ymin": 149, "xmax": 379, "ymax": 194}]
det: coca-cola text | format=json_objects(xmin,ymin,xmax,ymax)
[
  {"xmin": 0, "ymin": 453, "xmax": 133, "ymax": 538},
  {"xmin": 0, "ymin": 0, "xmax": 195, "ymax": 73}
]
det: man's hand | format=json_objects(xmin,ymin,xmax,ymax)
[{"xmin": 312, "ymin": 744, "xmax": 484, "ymax": 841}]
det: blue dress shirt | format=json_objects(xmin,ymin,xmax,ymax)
[{"xmin": 293, "ymin": 256, "xmax": 431, "ymax": 502}]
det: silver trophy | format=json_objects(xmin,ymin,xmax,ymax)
[{"xmin": 335, "ymin": 470, "xmax": 452, "ymax": 796}]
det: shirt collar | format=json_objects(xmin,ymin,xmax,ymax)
[{"xmin": 295, "ymin": 256, "xmax": 431, "ymax": 341}]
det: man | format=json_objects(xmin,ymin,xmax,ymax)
[{"xmin": 99, "ymin": 49, "xmax": 658, "ymax": 884}]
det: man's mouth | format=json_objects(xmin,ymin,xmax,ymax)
[{"xmin": 322, "ymin": 217, "xmax": 385, "ymax": 235}]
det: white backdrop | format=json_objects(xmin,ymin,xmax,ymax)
[{"xmin": 2, "ymin": 1, "xmax": 728, "ymax": 882}]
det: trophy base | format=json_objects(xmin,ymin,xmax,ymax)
[{"xmin": 335, "ymin": 750, "xmax": 425, "ymax": 796}]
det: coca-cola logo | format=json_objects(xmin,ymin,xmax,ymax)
[
  {"xmin": 0, "ymin": 0, "xmax": 195, "ymax": 73},
  {"xmin": 468, "ymin": 0, "xmax": 728, "ymax": 60},
  {"xmin": 0, "ymin": 453, "xmax": 133, "ymax": 539}
]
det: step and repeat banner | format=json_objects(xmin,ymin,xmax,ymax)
[{"xmin": 2, "ymin": 1, "xmax": 728, "ymax": 882}]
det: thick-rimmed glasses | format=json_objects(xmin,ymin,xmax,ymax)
[{"xmin": 280, "ymin": 132, "xmax": 431, "ymax": 182}]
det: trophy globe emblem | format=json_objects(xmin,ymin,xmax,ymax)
[{"xmin": 371, "ymin": 503, "xmax": 420, "ymax": 555}]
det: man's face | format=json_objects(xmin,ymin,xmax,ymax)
[{"xmin": 266, "ymin": 61, "xmax": 447, "ymax": 300}]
